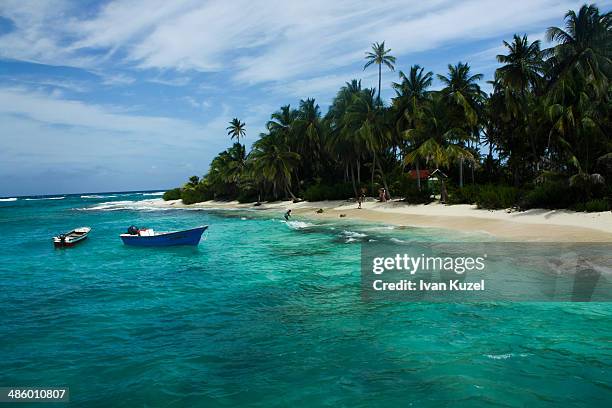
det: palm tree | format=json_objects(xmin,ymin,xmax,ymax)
[
  {"xmin": 364, "ymin": 41, "xmax": 396, "ymax": 107},
  {"xmin": 404, "ymin": 93, "xmax": 475, "ymax": 202},
  {"xmin": 226, "ymin": 118, "xmax": 246, "ymax": 144},
  {"xmin": 496, "ymin": 34, "xmax": 544, "ymax": 93},
  {"xmin": 326, "ymin": 80, "xmax": 367, "ymax": 194},
  {"xmin": 437, "ymin": 62, "xmax": 485, "ymax": 126},
  {"xmin": 392, "ymin": 65, "xmax": 434, "ymax": 171},
  {"xmin": 393, "ymin": 65, "xmax": 434, "ymax": 100},
  {"xmin": 267, "ymin": 105, "xmax": 298, "ymax": 148},
  {"xmin": 544, "ymin": 4, "xmax": 611, "ymax": 174},
  {"xmin": 293, "ymin": 98, "xmax": 325, "ymax": 178},
  {"xmin": 437, "ymin": 62, "xmax": 485, "ymax": 187},
  {"xmin": 344, "ymin": 88, "xmax": 391, "ymax": 193},
  {"xmin": 545, "ymin": 4, "xmax": 611, "ymax": 95},
  {"xmin": 494, "ymin": 35, "xmax": 545, "ymax": 176},
  {"xmin": 188, "ymin": 175, "xmax": 199, "ymax": 186},
  {"xmin": 249, "ymin": 133, "xmax": 300, "ymax": 200}
]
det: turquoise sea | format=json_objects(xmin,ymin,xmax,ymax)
[{"xmin": 0, "ymin": 192, "xmax": 610, "ymax": 407}]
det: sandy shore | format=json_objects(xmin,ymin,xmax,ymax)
[{"xmin": 152, "ymin": 198, "xmax": 612, "ymax": 242}]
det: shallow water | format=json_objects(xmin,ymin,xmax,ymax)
[{"xmin": 0, "ymin": 193, "xmax": 610, "ymax": 407}]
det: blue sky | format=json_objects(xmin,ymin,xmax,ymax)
[{"xmin": 0, "ymin": 0, "xmax": 608, "ymax": 196}]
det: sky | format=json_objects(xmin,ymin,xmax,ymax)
[{"xmin": 0, "ymin": 0, "xmax": 609, "ymax": 196}]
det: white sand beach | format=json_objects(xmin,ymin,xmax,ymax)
[{"xmin": 150, "ymin": 198, "xmax": 612, "ymax": 242}]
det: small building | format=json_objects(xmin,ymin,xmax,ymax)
[{"xmin": 407, "ymin": 169, "xmax": 431, "ymax": 180}]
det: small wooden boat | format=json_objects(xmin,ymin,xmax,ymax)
[
  {"xmin": 120, "ymin": 225, "xmax": 208, "ymax": 247},
  {"xmin": 53, "ymin": 227, "xmax": 91, "ymax": 247}
]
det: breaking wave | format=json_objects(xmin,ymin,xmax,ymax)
[
  {"xmin": 285, "ymin": 220, "xmax": 315, "ymax": 230},
  {"xmin": 0, "ymin": 197, "xmax": 18, "ymax": 202},
  {"xmin": 141, "ymin": 192, "xmax": 165, "ymax": 196},
  {"xmin": 339, "ymin": 230, "xmax": 367, "ymax": 244},
  {"xmin": 81, "ymin": 194, "xmax": 118, "ymax": 199},
  {"xmin": 77, "ymin": 200, "xmax": 168, "ymax": 212},
  {"xmin": 24, "ymin": 196, "xmax": 65, "ymax": 201},
  {"xmin": 341, "ymin": 230, "xmax": 367, "ymax": 238}
]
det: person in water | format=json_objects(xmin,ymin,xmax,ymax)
[{"xmin": 284, "ymin": 209, "xmax": 292, "ymax": 220}]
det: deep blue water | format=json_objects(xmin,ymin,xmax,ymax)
[{"xmin": 0, "ymin": 192, "xmax": 610, "ymax": 407}]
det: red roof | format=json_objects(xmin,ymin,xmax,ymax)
[{"xmin": 407, "ymin": 169, "xmax": 431, "ymax": 180}]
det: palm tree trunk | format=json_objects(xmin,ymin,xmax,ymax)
[
  {"xmin": 416, "ymin": 161, "xmax": 421, "ymax": 191},
  {"xmin": 378, "ymin": 64, "xmax": 382, "ymax": 107},
  {"xmin": 459, "ymin": 157, "xmax": 464, "ymax": 188},
  {"xmin": 471, "ymin": 161, "xmax": 475, "ymax": 184},
  {"xmin": 371, "ymin": 154, "xmax": 376, "ymax": 192},
  {"xmin": 440, "ymin": 178, "xmax": 448, "ymax": 203},
  {"xmin": 285, "ymin": 184, "xmax": 297, "ymax": 200},
  {"xmin": 375, "ymin": 154, "xmax": 389, "ymax": 196},
  {"xmin": 357, "ymin": 159, "xmax": 361, "ymax": 184},
  {"xmin": 350, "ymin": 163, "xmax": 358, "ymax": 198}
]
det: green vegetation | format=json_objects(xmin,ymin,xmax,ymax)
[
  {"xmin": 166, "ymin": 4, "xmax": 611, "ymax": 212},
  {"xmin": 162, "ymin": 188, "xmax": 182, "ymax": 201}
]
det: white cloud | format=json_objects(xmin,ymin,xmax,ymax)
[
  {"xmin": 0, "ymin": 86, "xmax": 230, "ymax": 148},
  {"xmin": 0, "ymin": 86, "xmax": 235, "ymax": 193},
  {"xmin": 0, "ymin": 0, "xmax": 589, "ymax": 85}
]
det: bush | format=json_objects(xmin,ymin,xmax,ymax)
[
  {"xmin": 573, "ymin": 199, "xmax": 610, "ymax": 212},
  {"xmin": 303, "ymin": 182, "xmax": 355, "ymax": 201},
  {"xmin": 447, "ymin": 184, "xmax": 480, "ymax": 205},
  {"xmin": 162, "ymin": 188, "xmax": 182, "ymax": 201},
  {"xmin": 237, "ymin": 190, "xmax": 259, "ymax": 203},
  {"xmin": 475, "ymin": 185, "xmax": 520, "ymax": 209},
  {"xmin": 521, "ymin": 182, "xmax": 573, "ymax": 209},
  {"xmin": 402, "ymin": 183, "xmax": 434, "ymax": 204},
  {"xmin": 181, "ymin": 186, "xmax": 208, "ymax": 205}
]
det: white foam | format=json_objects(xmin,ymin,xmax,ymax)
[
  {"xmin": 141, "ymin": 192, "xmax": 164, "ymax": 196},
  {"xmin": 81, "ymin": 195, "xmax": 104, "ymax": 199},
  {"xmin": 78, "ymin": 200, "xmax": 168, "ymax": 212},
  {"xmin": 0, "ymin": 197, "xmax": 17, "ymax": 202},
  {"xmin": 341, "ymin": 230, "xmax": 367, "ymax": 238},
  {"xmin": 485, "ymin": 353, "xmax": 514, "ymax": 360},
  {"xmin": 390, "ymin": 237, "xmax": 407, "ymax": 243},
  {"xmin": 24, "ymin": 196, "xmax": 65, "ymax": 201},
  {"xmin": 285, "ymin": 220, "xmax": 314, "ymax": 229},
  {"xmin": 345, "ymin": 237, "xmax": 358, "ymax": 243}
]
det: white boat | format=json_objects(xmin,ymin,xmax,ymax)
[{"xmin": 53, "ymin": 227, "xmax": 91, "ymax": 247}]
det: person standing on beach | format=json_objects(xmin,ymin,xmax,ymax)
[
  {"xmin": 284, "ymin": 209, "xmax": 292, "ymax": 220},
  {"xmin": 357, "ymin": 195, "xmax": 362, "ymax": 209}
]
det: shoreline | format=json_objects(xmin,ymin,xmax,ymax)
[{"xmin": 149, "ymin": 198, "xmax": 612, "ymax": 242}]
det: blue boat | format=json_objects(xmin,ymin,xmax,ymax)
[{"xmin": 120, "ymin": 225, "xmax": 208, "ymax": 247}]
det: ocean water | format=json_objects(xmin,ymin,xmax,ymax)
[{"xmin": 0, "ymin": 192, "xmax": 610, "ymax": 407}]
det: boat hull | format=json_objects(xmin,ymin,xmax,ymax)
[
  {"xmin": 53, "ymin": 227, "xmax": 91, "ymax": 248},
  {"xmin": 53, "ymin": 236, "xmax": 87, "ymax": 248},
  {"xmin": 120, "ymin": 226, "xmax": 207, "ymax": 247}
]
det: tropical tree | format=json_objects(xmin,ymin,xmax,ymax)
[
  {"xmin": 266, "ymin": 105, "xmax": 298, "ymax": 146},
  {"xmin": 493, "ymin": 35, "xmax": 545, "ymax": 182},
  {"xmin": 364, "ymin": 41, "xmax": 396, "ymax": 106},
  {"xmin": 293, "ymin": 98, "xmax": 325, "ymax": 179},
  {"xmin": 326, "ymin": 80, "xmax": 365, "ymax": 193},
  {"xmin": 545, "ymin": 4, "xmax": 612, "ymax": 95},
  {"xmin": 249, "ymin": 133, "xmax": 300, "ymax": 200},
  {"xmin": 188, "ymin": 175, "xmax": 200, "ymax": 186},
  {"xmin": 226, "ymin": 118, "xmax": 246, "ymax": 144},
  {"xmin": 543, "ymin": 4, "xmax": 612, "ymax": 174},
  {"xmin": 496, "ymin": 34, "xmax": 544, "ymax": 94},
  {"xmin": 392, "ymin": 65, "xmax": 434, "ymax": 167},
  {"xmin": 404, "ymin": 93, "xmax": 475, "ymax": 201},
  {"xmin": 344, "ymin": 88, "xmax": 392, "ymax": 193},
  {"xmin": 437, "ymin": 62, "xmax": 485, "ymax": 187}
]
